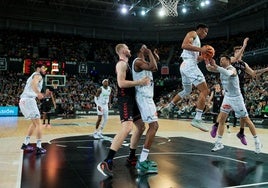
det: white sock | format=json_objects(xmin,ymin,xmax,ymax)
[
  {"xmin": 216, "ymin": 135, "xmax": 222, "ymax": 143},
  {"xmin": 194, "ymin": 109, "xmax": 203, "ymax": 120},
  {"xmin": 139, "ymin": 148, "xmax": 149, "ymax": 162},
  {"xmin": 24, "ymin": 136, "xmax": 30, "ymax": 145},
  {"xmin": 37, "ymin": 139, "xmax": 42, "ymax": 148},
  {"xmin": 254, "ymin": 135, "xmax": 260, "ymax": 143}
]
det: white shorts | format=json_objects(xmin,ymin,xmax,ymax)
[
  {"xmin": 180, "ymin": 60, "xmax": 205, "ymax": 86},
  {"xmin": 97, "ymin": 104, "xmax": 108, "ymax": 116},
  {"xmin": 220, "ymin": 95, "xmax": 248, "ymax": 118},
  {"xmin": 136, "ymin": 93, "xmax": 158, "ymax": 123},
  {"xmin": 19, "ymin": 98, "xmax": 41, "ymax": 119}
]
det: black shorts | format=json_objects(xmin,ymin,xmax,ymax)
[
  {"xmin": 117, "ymin": 96, "xmax": 141, "ymax": 122},
  {"xmin": 212, "ymin": 103, "xmax": 221, "ymax": 113},
  {"xmin": 41, "ymin": 106, "xmax": 51, "ymax": 113}
]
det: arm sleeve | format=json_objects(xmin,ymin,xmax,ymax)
[{"xmin": 216, "ymin": 66, "xmax": 233, "ymax": 77}]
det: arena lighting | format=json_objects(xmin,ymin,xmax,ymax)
[
  {"xmin": 182, "ymin": 6, "xmax": 187, "ymax": 13},
  {"xmin": 158, "ymin": 8, "xmax": 166, "ymax": 17},
  {"xmin": 119, "ymin": 0, "xmax": 212, "ymax": 17},
  {"xmin": 120, "ymin": 5, "xmax": 128, "ymax": 14},
  {"xmin": 140, "ymin": 9, "xmax": 146, "ymax": 16},
  {"xmin": 200, "ymin": 0, "xmax": 210, "ymax": 7}
]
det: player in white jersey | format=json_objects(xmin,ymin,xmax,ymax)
[
  {"xmin": 165, "ymin": 23, "xmax": 212, "ymax": 132},
  {"xmin": 19, "ymin": 63, "xmax": 47, "ymax": 155},
  {"xmin": 206, "ymin": 55, "xmax": 262, "ymax": 154},
  {"xmin": 93, "ymin": 79, "xmax": 112, "ymax": 138},
  {"xmin": 132, "ymin": 43, "xmax": 159, "ymax": 174},
  {"xmin": 210, "ymin": 37, "xmax": 268, "ymax": 144}
]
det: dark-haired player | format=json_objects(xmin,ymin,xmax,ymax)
[
  {"xmin": 41, "ymin": 88, "xmax": 56, "ymax": 128},
  {"xmin": 165, "ymin": 23, "xmax": 212, "ymax": 132},
  {"xmin": 207, "ymin": 55, "xmax": 262, "ymax": 153},
  {"xmin": 19, "ymin": 63, "xmax": 47, "ymax": 154}
]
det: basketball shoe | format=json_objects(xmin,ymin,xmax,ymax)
[
  {"xmin": 36, "ymin": 147, "xmax": 46, "ymax": 155},
  {"xmin": 21, "ymin": 143, "xmax": 34, "ymax": 152},
  {"xmin": 191, "ymin": 119, "xmax": 209, "ymax": 132},
  {"xmin": 255, "ymin": 142, "xmax": 263, "ymax": 154},
  {"xmin": 97, "ymin": 160, "xmax": 113, "ymax": 177},
  {"xmin": 210, "ymin": 124, "xmax": 218, "ymax": 138},
  {"xmin": 136, "ymin": 160, "xmax": 158, "ymax": 175},
  {"xmin": 126, "ymin": 156, "xmax": 138, "ymax": 166},
  {"xmin": 236, "ymin": 133, "xmax": 247, "ymax": 145},
  {"xmin": 211, "ymin": 142, "xmax": 224, "ymax": 152}
]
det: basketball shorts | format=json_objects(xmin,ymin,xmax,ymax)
[
  {"xmin": 117, "ymin": 96, "xmax": 141, "ymax": 122},
  {"xmin": 180, "ymin": 60, "xmax": 205, "ymax": 86},
  {"xmin": 19, "ymin": 98, "xmax": 41, "ymax": 119},
  {"xmin": 220, "ymin": 95, "xmax": 248, "ymax": 118},
  {"xmin": 97, "ymin": 104, "xmax": 108, "ymax": 116},
  {"xmin": 136, "ymin": 94, "xmax": 158, "ymax": 123}
]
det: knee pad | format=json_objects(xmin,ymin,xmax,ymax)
[{"xmin": 178, "ymin": 85, "xmax": 192, "ymax": 98}]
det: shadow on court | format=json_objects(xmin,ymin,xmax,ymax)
[{"xmin": 21, "ymin": 135, "xmax": 268, "ymax": 188}]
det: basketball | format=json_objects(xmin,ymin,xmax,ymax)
[{"xmin": 201, "ymin": 45, "xmax": 215, "ymax": 60}]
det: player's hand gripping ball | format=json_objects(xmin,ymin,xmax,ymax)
[{"xmin": 201, "ymin": 45, "xmax": 215, "ymax": 60}]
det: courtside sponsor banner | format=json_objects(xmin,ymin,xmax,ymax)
[{"xmin": 0, "ymin": 106, "xmax": 18, "ymax": 116}]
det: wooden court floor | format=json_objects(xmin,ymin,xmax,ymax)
[{"xmin": 0, "ymin": 115, "xmax": 268, "ymax": 188}]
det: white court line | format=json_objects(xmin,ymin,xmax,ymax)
[
  {"xmin": 16, "ymin": 151, "xmax": 23, "ymax": 188},
  {"xmin": 56, "ymin": 144, "xmax": 67, "ymax": 147},
  {"xmin": 77, "ymin": 146, "xmax": 93, "ymax": 149},
  {"xmin": 52, "ymin": 139, "xmax": 94, "ymax": 143},
  {"xmin": 225, "ymin": 182, "xmax": 268, "ymax": 188},
  {"xmin": 114, "ymin": 152, "xmax": 247, "ymax": 164}
]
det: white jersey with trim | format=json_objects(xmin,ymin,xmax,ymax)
[
  {"xmin": 180, "ymin": 34, "xmax": 200, "ymax": 62},
  {"xmin": 97, "ymin": 86, "xmax": 111, "ymax": 105},
  {"xmin": 220, "ymin": 65, "xmax": 241, "ymax": 97},
  {"xmin": 20, "ymin": 72, "xmax": 43, "ymax": 99},
  {"xmin": 132, "ymin": 57, "xmax": 154, "ymax": 98}
]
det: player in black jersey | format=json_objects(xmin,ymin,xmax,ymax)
[
  {"xmin": 97, "ymin": 43, "xmax": 150, "ymax": 177},
  {"xmin": 40, "ymin": 88, "xmax": 56, "ymax": 128},
  {"xmin": 209, "ymin": 83, "xmax": 230, "ymax": 138},
  {"xmin": 208, "ymin": 83, "xmax": 224, "ymax": 123}
]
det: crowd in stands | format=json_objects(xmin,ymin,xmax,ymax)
[
  {"xmin": 0, "ymin": 29, "xmax": 267, "ymax": 119},
  {"xmin": 0, "ymin": 29, "xmax": 267, "ymax": 65},
  {"xmin": 156, "ymin": 64, "xmax": 268, "ymax": 119},
  {"xmin": 0, "ymin": 63, "xmax": 267, "ymax": 119}
]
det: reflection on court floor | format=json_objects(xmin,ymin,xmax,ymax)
[{"xmin": 21, "ymin": 135, "xmax": 268, "ymax": 188}]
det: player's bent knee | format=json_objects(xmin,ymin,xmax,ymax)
[{"xmin": 179, "ymin": 87, "xmax": 192, "ymax": 98}]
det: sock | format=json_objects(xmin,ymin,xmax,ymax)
[
  {"xmin": 105, "ymin": 149, "xmax": 116, "ymax": 162},
  {"xmin": 194, "ymin": 109, "xmax": 203, "ymax": 120},
  {"xmin": 216, "ymin": 135, "xmax": 222, "ymax": 143},
  {"xmin": 36, "ymin": 139, "xmax": 42, "ymax": 148},
  {"xmin": 139, "ymin": 148, "xmax": 149, "ymax": 162},
  {"xmin": 239, "ymin": 128, "xmax": 244, "ymax": 135},
  {"xmin": 24, "ymin": 136, "xmax": 30, "ymax": 145},
  {"xmin": 254, "ymin": 135, "xmax": 260, "ymax": 143},
  {"xmin": 213, "ymin": 122, "xmax": 219, "ymax": 128},
  {"xmin": 43, "ymin": 120, "xmax": 45, "ymax": 124},
  {"xmin": 47, "ymin": 114, "xmax": 50, "ymax": 124},
  {"xmin": 129, "ymin": 148, "xmax": 136, "ymax": 158}
]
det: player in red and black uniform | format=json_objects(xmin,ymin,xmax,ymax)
[{"xmin": 97, "ymin": 43, "xmax": 150, "ymax": 177}]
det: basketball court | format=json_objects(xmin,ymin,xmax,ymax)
[{"xmin": 5, "ymin": 116, "xmax": 265, "ymax": 188}]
